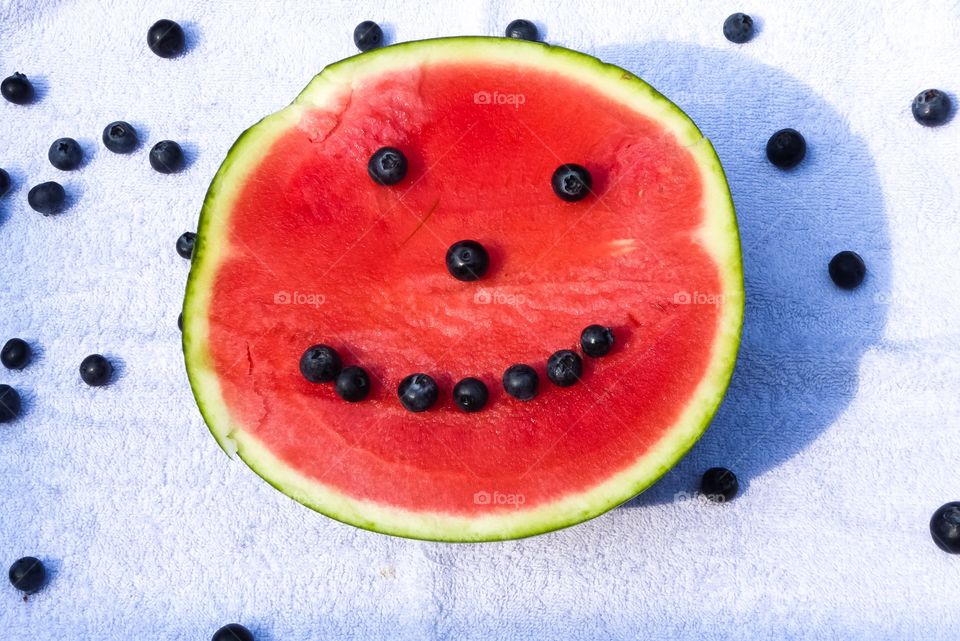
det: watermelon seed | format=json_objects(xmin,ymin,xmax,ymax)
[
  {"xmin": 551, "ymin": 164, "xmax": 592, "ymax": 201},
  {"xmin": 335, "ymin": 366, "xmax": 370, "ymax": 402},
  {"xmin": 368, "ymin": 147, "xmax": 408, "ymax": 186},
  {"xmin": 503, "ymin": 364, "xmax": 538, "ymax": 401},
  {"xmin": 445, "ymin": 240, "xmax": 489, "ymax": 281},
  {"xmin": 453, "ymin": 377, "xmax": 489, "ymax": 412},
  {"xmin": 398, "ymin": 373, "xmax": 440, "ymax": 412}
]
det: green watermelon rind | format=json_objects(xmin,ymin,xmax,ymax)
[{"xmin": 183, "ymin": 36, "xmax": 744, "ymax": 542}]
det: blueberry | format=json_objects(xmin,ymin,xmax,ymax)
[
  {"xmin": 335, "ymin": 366, "xmax": 370, "ymax": 402},
  {"xmin": 546, "ymin": 349, "xmax": 582, "ymax": 387},
  {"xmin": 551, "ymin": 164, "xmax": 592, "ymax": 202},
  {"xmin": 503, "ymin": 364, "xmax": 538, "ymax": 401},
  {"xmin": 368, "ymin": 147, "xmax": 407, "ymax": 186},
  {"xmin": 0, "ymin": 168, "xmax": 10, "ymax": 197},
  {"xmin": 177, "ymin": 232, "xmax": 197, "ymax": 259},
  {"xmin": 80, "ymin": 354, "xmax": 113, "ymax": 387},
  {"xmin": 828, "ymin": 250, "xmax": 866, "ymax": 289},
  {"xmin": 930, "ymin": 502, "xmax": 960, "ymax": 554},
  {"xmin": 0, "ymin": 384, "xmax": 21, "ymax": 422},
  {"xmin": 103, "ymin": 121, "xmax": 139, "ymax": 153},
  {"xmin": 912, "ymin": 89, "xmax": 952, "ymax": 127},
  {"xmin": 445, "ymin": 240, "xmax": 489, "ymax": 281},
  {"xmin": 453, "ymin": 377, "xmax": 488, "ymax": 413},
  {"xmin": 150, "ymin": 140, "xmax": 185, "ymax": 174},
  {"xmin": 1, "ymin": 72, "xmax": 34, "ymax": 105},
  {"xmin": 700, "ymin": 467, "xmax": 739, "ymax": 502},
  {"xmin": 766, "ymin": 128, "xmax": 806, "ymax": 169},
  {"xmin": 580, "ymin": 324, "xmax": 614, "ymax": 357},
  {"xmin": 397, "ymin": 373, "xmax": 439, "ymax": 412},
  {"xmin": 8, "ymin": 557, "xmax": 45, "ymax": 593},
  {"xmin": 300, "ymin": 344, "xmax": 342, "ymax": 383},
  {"xmin": 147, "ymin": 19, "xmax": 186, "ymax": 58},
  {"xmin": 1, "ymin": 338, "xmax": 31, "ymax": 370},
  {"xmin": 723, "ymin": 13, "xmax": 754, "ymax": 44},
  {"xmin": 27, "ymin": 182, "xmax": 66, "ymax": 215},
  {"xmin": 211, "ymin": 623, "xmax": 254, "ymax": 641},
  {"xmin": 353, "ymin": 21, "xmax": 383, "ymax": 52},
  {"xmin": 48, "ymin": 138, "xmax": 83, "ymax": 171},
  {"xmin": 506, "ymin": 19, "xmax": 539, "ymax": 41}
]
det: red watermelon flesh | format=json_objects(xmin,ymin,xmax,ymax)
[{"xmin": 184, "ymin": 37, "xmax": 743, "ymax": 541}]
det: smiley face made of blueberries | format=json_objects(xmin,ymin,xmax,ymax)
[{"xmin": 297, "ymin": 146, "xmax": 616, "ymax": 414}]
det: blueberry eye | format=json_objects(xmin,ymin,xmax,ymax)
[
  {"xmin": 551, "ymin": 164, "xmax": 592, "ymax": 201},
  {"xmin": 368, "ymin": 147, "xmax": 408, "ymax": 185}
]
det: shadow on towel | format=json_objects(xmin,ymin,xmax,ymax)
[{"xmin": 597, "ymin": 41, "xmax": 891, "ymax": 508}]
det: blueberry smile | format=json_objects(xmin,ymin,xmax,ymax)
[{"xmin": 294, "ymin": 151, "xmax": 616, "ymax": 411}]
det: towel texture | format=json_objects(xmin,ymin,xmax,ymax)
[{"xmin": 1, "ymin": 1, "xmax": 959, "ymax": 639}]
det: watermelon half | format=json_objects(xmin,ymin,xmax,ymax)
[{"xmin": 183, "ymin": 37, "xmax": 743, "ymax": 541}]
